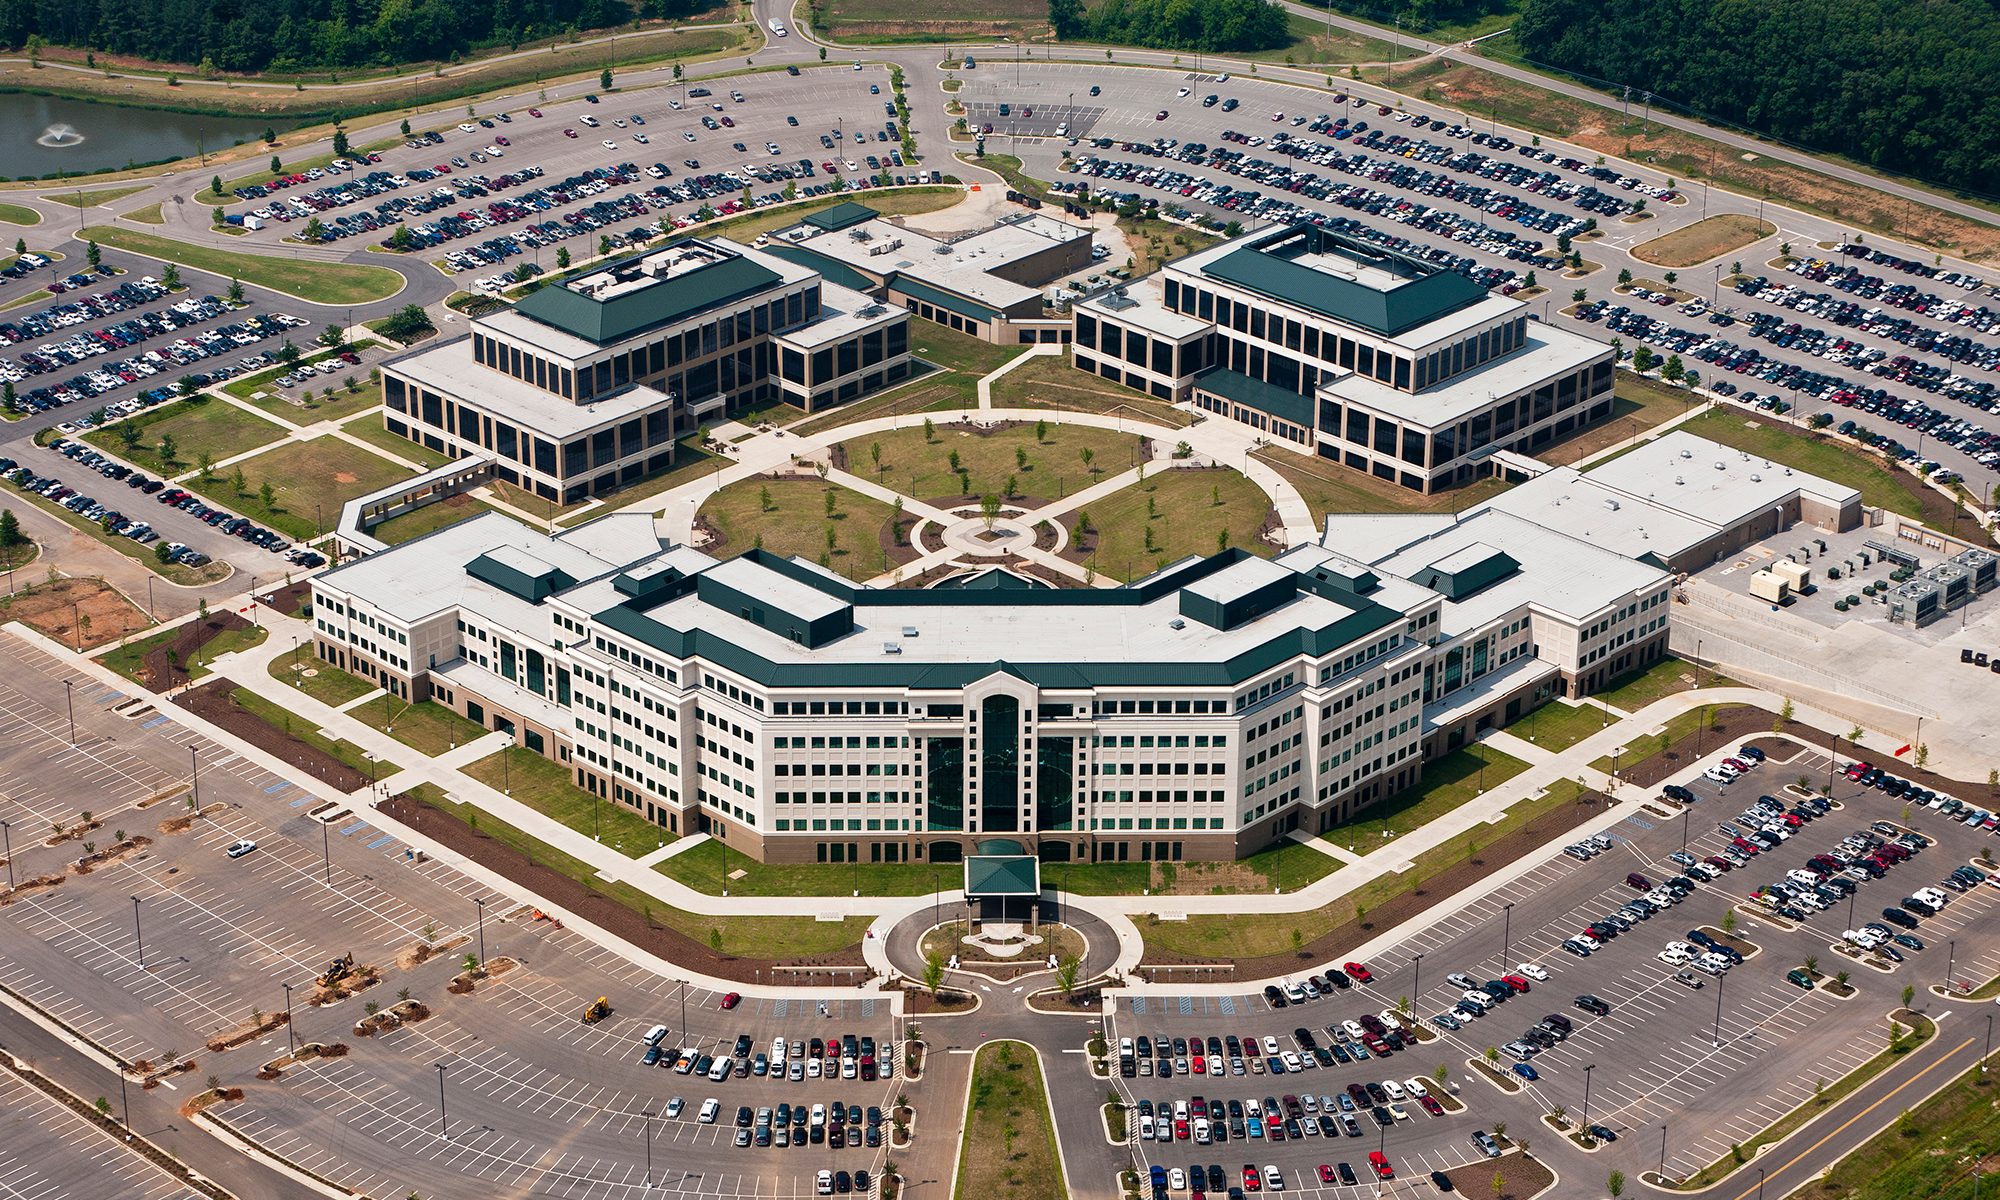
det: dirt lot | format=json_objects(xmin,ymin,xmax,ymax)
[
  {"xmin": 134, "ymin": 611, "xmax": 254, "ymax": 691},
  {"xmin": 1443, "ymin": 1150, "xmax": 1556, "ymax": 1199},
  {"xmin": 1632, "ymin": 214, "xmax": 1776, "ymax": 267},
  {"xmin": 1375, "ymin": 59, "xmax": 2000, "ymax": 262},
  {"xmin": 0, "ymin": 576, "xmax": 152, "ymax": 649},
  {"xmin": 380, "ymin": 790, "xmax": 864, "ymax": 982}
]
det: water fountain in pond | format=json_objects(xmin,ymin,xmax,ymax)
[{"xmin": 36, "ymin": 123, "xmax": 85, "ymax": 148}]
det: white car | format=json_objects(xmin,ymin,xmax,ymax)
[
  {"xmin": 1381, "ymin": 1080, "xmax": 1405, "ymax": 1101},
  {"xmin": 818, "ymin": 1171, "xmax": 834, "ymax": 1196},
  {"xmin": 1574, "ymin": 933, "xmax": 1602, "ymax": 951},
  {"xmin": 458, "ymin": 122, "xmax": 478, "ymax": 132},
  {"xmin": 1516, "ymin": 963, "xmax": 1549, "ymax": 982},
  {"xmin": 225, "ymin": 839, "xmax": 258, "ymax": 858},
  {"xmin": 1460, "ymin": 990, "xmax": 1494, "ymax": 1010},
  {"xmin": 1341, "ymin": 1020, "xmax": 1366, "ymax": 1040},
  {"xmin": 1177, "ymin": 87, "xmax": 1191, "ymax": 97},
  {"xmin": 1403, "ymin": 1078, "xmax": 1428, "ymax": 1098},
  {"xmin": 602, "ymin": 139, "xmax": 618, "ymax": 149},
  {"xmin": 664, "ymin": 1097, "xmax": 684, "ymax": 1118},
  {"xmin": 1703, "ymin": 766, "xmax": 1738, "ymax": 784},
  {"xmin": 1658, "ymin": 948, "xmax": 1691, "ymax": 966}
]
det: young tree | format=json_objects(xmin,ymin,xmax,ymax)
[
  {"xmin": 258, "ymin": 482, "xmax": 276, "ymax": 510},
  {"xmin": 1608, "ymin": 1170, "xmax": 1626, "ymax": 1198},
  {"xmin": 556, "ymin": 246, "xmax": 571, "ymax": 270},
  {"xmin": 160, "ymin": 262, "xmax": 181, "ymax": 290},
  {"xmin": 332, "ymin": 128, "xmax": 350, "ymax": 157},
  {"xmin": 320, "ymin": 324, "xmax": 345, "ymax": 350},
  {"xmin": 227, "ymin": 277, "xmax": 244, "ymax": 304},
  {"xmin": 923, "ymin": 949, "xmax": 945, "ymax": 996},
  {"xmin": 0, "ymin": 510, "xmax": 20, "ymax": 549},
  {"xmin": 980, "ymin": 493, "xmax": 1001, "ymax": 531},
  {"xmin": 85, "ymin": 240, "xmax": 101, "ymax": 270},
  {"xmin": 600, "ymin": 67, "xmax": 613, "ymax": 91},
  {"xmin": 158, "ymin": 433, "xmax": 179, "ymax": 465}
]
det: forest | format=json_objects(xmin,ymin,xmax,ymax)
[
  {"xmin": 1048, "ymin": 0, "xmax": 1290, "ymax": 53},
  {"xmin": 0, "ymin": 0, "xmax": 709, "ymax": 73},
  {"xmin": 1513, "ymin": 0, "xmax": 2000, "ymax": 197}
]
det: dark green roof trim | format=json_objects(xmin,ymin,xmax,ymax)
[
  {"xmin": 1411, "ymin": 549, "xmax": 1519, "ymax": 600},
  {"xmin": 513, "ymin": 246, "xmax": 783, "ymax": 345},
  {"xmin": 964, "ymin": 855, "xmax": 1039, "ymax": 896},
  {"xmin": 1193, "ymin": 366, "xmax": 1314, "ymax": 429},
  {"xmin": 467, "ymin": 553, "xmax": 575, "ymax": 602},
  {"xmin": 1201, "ymin": 224, "xmax": 1486, "ymax": 337},
  {"xmin": 584, "ymin": 549, "xmax": 1405, "ymax": 690},
  {"xmin": 891, "ymin": 275, "xmax": 998, "ymax": 322},
  {"xmin": 761, "ymin": 243, "xmax": 876, "ymax": 293},
  {"xmin": 803, "ymin": 201, "xmax": 880, "ymax": 231}
]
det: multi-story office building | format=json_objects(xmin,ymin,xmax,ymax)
[
  {"xmin": 378, "ymin": 237, "xmax": 911, "ymax": 504},
  {"xmin": 1072, "ymin": 224, "xmax": 1615, "ymax": 492},
  {"xmin": 311, "ymin": 480, "xmax": 1681, "ymax": 864}
]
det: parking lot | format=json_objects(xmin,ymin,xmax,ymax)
[
  {"xmin": 1093, "ymin": 733, "xmax": 2000, "ymax": 1191},
  {"xmin": 210, "ymin": 68, "xmax": 931, "ymax": 295},
  {"xmin": 957, "ymin": 62, "xmax": 2000, "ymax": 499},
  {"xmin": 0, "ymin": 632, "xmax": 905, "ymax": 1200}
]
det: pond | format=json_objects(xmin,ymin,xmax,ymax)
[{"xmin": 0, "ymin": 92, "xmax": 278, "ymax": 179}]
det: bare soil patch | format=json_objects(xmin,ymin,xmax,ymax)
[
  {"xmin": 1632, "ymin": 215, "xmax": 1775, "ymax": 267},
  {"xmin": 0, "ymin": 576, "xmax": 151, "ymax": 650},
  {"xmin": 178, "ymin": 678, "xmax": 373, "ymax": 792},
  {"xmin": 1617, "ymin": 706, "xmax": 1777, "ymax": 787},
  {"xmin": 1443, "ymin": 1152, "xmax": 1555, "ymax": 1200},
  {"xmin": 137, "ymin": 612, "xmax": 253, "ymax": 691}
]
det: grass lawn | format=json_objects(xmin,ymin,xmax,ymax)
[
  {"xmin": 0, "ymin": 201, "xmax": 41, "ymax": 226},
  {"xmin": 910, "ymin": 315, "xmax": 1027, "ymax": 379},
  {"xmin": 340, "ymin": 414, "xmax": 451, "ymax": 469},
  {"xmin": 1538, "ymin": 373, "xmax": 1702, "ymax": 467},
  {"xmin": 1150, "ymin": 776, "xmax": 1594, "ymax": 962},
  {"xmin": 700, "ymin": 186, "xmax": 965, "ymax": 244},
  {"xmin": 1506, "ymin": 700, "xmax": 1613, "ymax": 752},
  {"xmin": 349, "ymin": 696, "xmax": 488, "ymax": 756},
  {"xmin": 791, "ymin": 374, "xmax": 980, "ymax": 438},
  {"xmin": 963, "ymin": 152, "xmax": 1050, "ymax": 202},
  {"xmin": 1693, "ymin": 1012, "xmax": 1940, "ymax": 1193},
  {"xmin": 1325, "ymin": 743, "xmax": 1531, "ymax": 852},
  {"xmin": 553, "ymin": 437, "xmax": 727, "ymax": 526},
  {"xmin": 461, "ymin": 746, "xmax": 674, "ymax": 857},
  {"xmin": 1596, "ymin": 655, "xmax": 1734, "ymax": 711},
  {"xmin": 659, "ymin": 840, "xmax": 937, "ymax": 896},
  {"xmin": 216, "ymin": 436, "xmax": 409, "ymax": 540},
  {"xmin": 986, "ymin": 353, "xmax": 1194, "ymax": 428},
  {"xmin": 1073, "ymin": 466, "xmax": 1275, "ymax": 581},
  {"xmin": 1631, "ymin": 215, "xmax": 1775, "ymax": 268},
  {"xmin": 79, "ymin": 226, "xmax": 406, "ymax": 305},
  {"xmin": 267, "ymin": 654, "xmax": 379, "ymax": 707},
  {"xmin": 370, "ymin": 494, "xmax": 499, "ymax": 545},
  {"xmin": 44, "ymin": 185, "xmax": 149, "ymax": 209},
  {"xmin": 231, "ymin": 355, "xmax": 382, "ymax": 424},
  {"xmin": 845, "ymin": 418, "xmax": 1141, "ymax": 505},
  {"xmin": 954, "ymin": 1042, "xmax": 1067, "ymax": 1200},
  {"xmin": 1253, "ymin": 446, "xmax": 1513, "ymax": 520},
  {"xmin": 123, "ymin": 202, "xmax": 167, "ymax": 224},
  {"xmin": 445, "ymin": 802, "xmax": 865, "ymax": 959},
  {"xmin": 100, "ymin": 620, "xmax": 267, "ymax": 683},
  {"xmin": 1112, "ymin": 215, "xmax": 1221, "ymax": 275},
  {"xmin": 84, "ymin": 397, "xmax": 290, "ymax": 477},
  {"xmin": 1674, "ymin": 409, "xmax": 1932, "ymax": 518},
  {"xmin": 1244, "ymin": 10, "xmax": 1397, "ymax": 63},
  {"xmin": 697, "ymin": 477, "xmax": 909, "ymax": 580},
  {"xmin": 827, "ymin": 0, "xmax": 1045, "ymax": 40}
]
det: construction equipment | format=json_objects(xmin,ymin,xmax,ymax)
[
  {"xmin": 317, "ymin": 953, "xmax": 355, "ymax": 989},
  {"xmin": 581, "ymin": 996, "xmax": 611, "ymax": 1024}
]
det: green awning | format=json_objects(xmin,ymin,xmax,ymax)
[
  {"xmin": 964, "ymin": 855, "xmax": 1040, "ymax": 897},
  {"xmin": 1193, "ymin": 366, "xmax": 1314, "ymax": 430}
]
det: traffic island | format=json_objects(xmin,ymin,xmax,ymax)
[
  {"xmin": 1442, "ymin": 1150, "xmax": 1554, "ymax": 1200},
  {"xmin": 1468, "ymin": 1058, "xmax": 1522, "ymax": 1093}
]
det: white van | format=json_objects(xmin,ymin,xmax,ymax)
[
  {"xmin": 698, "ymin": 1098, "xmax": 721, "ymax": 1123},
  {"xmin": 707, "ymin": 1056, "xmax": 733, "ymax": 1081}
]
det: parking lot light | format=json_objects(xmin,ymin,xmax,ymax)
[
  {"xmin": 474, "ymin": 897, "xmax": 488, "ymax": 968},
  {"xmin": 1948, "ymin": 940, "xmax": 1957, "ymax": 994},
  {"xmin": 1499, "ymin": 902, "xmax": 1514, "ymax": 974},
  {"xmin": 282, "ymin": 982, "xmax": 295, "ymax": 1056},
  {"xmin": 643, "ymin": 1108, "xmax": 657, "ymax": 1187},
  {"xmin": 1, "ymin": 819, "xmax": 13, "ymax": 891},
  {"xmin": 1581, "ymin": 1063, "xmax": 1596, "ymax": 1136},
  {"xmin": 1713, "ymin": 968, "xmax": 1725, "ymax": 1045},
  {"xmin": 63, "ymin": 678, "xmax": 75, "ymax": 744},
  {"xmin": 434, "ymin": 1063, "xmax": 449, "ymax": 1139}
]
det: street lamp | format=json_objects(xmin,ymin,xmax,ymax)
[
  {"xmin": 0, "ymin": 819, "xmax": 12, "ymax": 891},
  {"xmin": 63, "ymin": 679, "xmax": 75, "ymax": 744},
  {"xmin": 1581, "ymin": 1063, "xmax": 1596, "ymax": 1136},
  {"xmin": 322, "ymin": 820, "xmax": 331, "ymax": 885},
  {"xmin": 1499, "ymin": 902, "xmax": 1514, "ymax": 973},
  {"xmin": 131, "ymin": 896, "xmax": 145, "ymax": 969},
  {"xmin": 1712, "ymin": 968, "xmax": 1725, "ymax": 1045},
  {"xmin": 643, "ymin": 1108, "xmax": 657, "ymax": 1187},
  {"xmin": 434, "ymin": 1063, "xmax": 449, "ymax": 1139},
  {"xmin": 1948, "ymin": 940, "xmax": 1957, "ymax": 994},
  {"xmin": 474, "ymin": 897, "xmax": 489, "ymax": 967},
  {"xmin": 282, "ymin": 982, "xmax": 296, "ymax": 1055},
  {"xmin": 1411, "ymin": 953, "xmax": 1423, "ymax": 1014}
]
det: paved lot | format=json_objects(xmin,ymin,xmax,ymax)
[
  {"xmin": 0, "ymin": 1064, "xmax": 197, "ymax": 1200},
  {"xmin": 1081, "ymin": 740, "xmax": 2000, "ymax": 1191},
  {"xmin": 0, "ymin": 632, "xmax": 910, "ymax": 1200}
]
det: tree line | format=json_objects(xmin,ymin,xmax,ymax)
[
  {"xmin": 1513, "ymin": 0, "xmax": 2000, "ymax": 197},
  {"xmin": 1048, "ymin": 0, "xmax": 1290, "ymax": 53},
  {"xmin": 0, "ymin": 0, "xmax": 710, "ymax": 74}
]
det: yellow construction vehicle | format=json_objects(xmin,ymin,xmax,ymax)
[
  {"xmin": 316, "ymin": 953, "xmax": 355, "ymax": 989},
  {"xmin": 581, "ymin": 996, "xmax": 611, "ymax": 1024}
]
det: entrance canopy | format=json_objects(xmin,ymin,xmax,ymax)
[{"xmin": 963, "ymin": 854, "xmax": 1040, "ymax": 898}]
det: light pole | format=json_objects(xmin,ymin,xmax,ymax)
[
  {"xmin": 0, "ymin": 819, "xmax": 12, "ymax": 891},
  {"xmin": 1712, "ymin": 968, "xmax": 1725, "ymax": 1045},
  {"xmin": 1757, "ymin": 1166, "xmax": 1766, "ymax": 1200},
  {"xmin": 283, "ymin": 982, "xmax": 296, "ymax": 1055},
  {"xmin": 1659, "ymin": 1124, "xmax": 1668, "ymax": 1181},
  {"xmin": 322, "ymin": 820, "xmax": 332, "ymax": 885},
  {"xmin": 1581, "ymin": 1063, "xmax": 1596, "ymax": 1135},
  {"xmin": 119, "ymin": 1069, "xmax": 130, "ymax": 1139},
  {"xmin": 63, "ymin": 679, "xmax": 75, "ymax": 744},
  {"xmin": 679, "ymin": 979, "xmax": 688, "ymax": 1035},
  {"xmin": 434, "ymin": 1063, "xmax": 449, "ymax": 1139},
  {"xmin": 1985, "ymin": 1012, "xmax": 1994, "ymax": 1077},
  {"xmin": 190, "ymin": 747, "xmax": 200, "ymax": 817},
  {"xmin": 932, "ymin": 870, "xmax": 941, "ymax": 932},
  {"xmin": 1500, "ymin": 902, "xmax": 1514, "ymax": 973},
  {"xmin": 1411, "ymin": 953, "xmax": 1423, "ymax": 1013},
  {"xmin": 131, "ymin": 896, "xmax": 145, "ymax": 969},
  {"xmin": 643, "ymin": 1108, "xmax": 657, "ymax": 1187},
  {"xmin": 1948, "ymin": 940, "xmax": 1957, "ymax": 994},
  {"xmin": 474, "ymin": 897, "xmax": 489, "ymax": 967}
]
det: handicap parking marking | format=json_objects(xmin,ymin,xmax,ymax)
[
  {"xmin": 1624, "ymin": 814, "xmax": 1656, "ymax": 831},
  {"xmin": 263, "ymin": 780, "xmax": 294, "ymax": 794}
]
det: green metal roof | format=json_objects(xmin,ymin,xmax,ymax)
[
  {"xmin": 802, "ymin": 201, "xmax": 880, "ymax": 232},
  {"xmin": 467, "ymin": 552, "xmax": 575, "ymax": 602},
  {"xmin": 891, "ymin": 275, "xmax": 998, "ymax": 322},
  {"xmin": 512, "ymin": 248, "xmax": 783, "ymax": 345},
  {"xmin": 964, "ymin": 855, "xmax": 1039, "ymax": 896},
  {"xmin": 1193, "ymin": 366, "xmax": 1314, "ymax": 429},
  {"xmin": 760, "ymin": 243, "xmax": 876, "ymax": 293},
  {"xmin": 1201, "ymin": 225, "xmax": 1486, "ymax": 337}
]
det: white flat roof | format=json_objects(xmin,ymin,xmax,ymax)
[
  {"xmin": 387, "ymin": 336, "xmax": 677, "ymax": 440},
  {"xmin": 1323, "ymin": 321, "xmax": 1608, "ymax": 431},
  {"xmin": 773, "ymin": 281, "xmax": 904, "ymax": 347},
  {"xmin": 1078, "ymin": 277, "xmax": 1214, "ymax": 341},
  {"xmin": 786, "ymin": 217, "xmax": 1047, "ymax": 311}
]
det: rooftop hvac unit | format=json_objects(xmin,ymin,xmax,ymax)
[
  {"xmin": 882, "ymin": 643, "xmax": 903, "ymax": 654},
  {"xmin": 1168, "ymin": 618, "xmax": 1186, "ymax": 630},
  {"xmin": 1679, "ymin": 448, "xmax": 1694, "ymax": 459},
  {"xmin": 1603, "ymin": 499, "xmax": 1619, "ymax": 511},
  {"xmin": 1715, "ymin": 461, "xmax": 1727, "ymax": 470},
  {"xmin": 903, "ymin": 626, "xmax": 919, "ymax": 637},
  {"xmin": 1750, "ymin": 474, "xmax": 1762, "ymax": 482}
]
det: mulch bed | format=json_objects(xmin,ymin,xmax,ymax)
[
  {"xmin": 257, "ymin": 579, "xmax": 313, "ymax": 618},
  {"xmin": 178, "ymin": 679, "xmax": 373, "ymax": 792},
  {"xmin": 378, "ymin": 790, "xmax": 862, "ymax": 983},
  {"xmin": 1615, "ymin": 704, "xmax": 1776, "ymax": 787},
  {"xmin": 1444, "ymin": 1152, "xmax": 1555, "ymax": 1200},
  {"xmin": 138, "ymin": 611, "xmax": 253, "ymax": 691},
  {"xmin": 1147, "ymin": 789, "xmax": 1612, "ymax": 978}
]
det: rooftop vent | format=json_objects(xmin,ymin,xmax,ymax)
[
  {"xmin": 1603, "ymin": 499, "xmax": 1620, "ymax": 511},
  {"xmin": 1674, "ymin": 476, "xmax": 1685, "ymax": 485},
  {"xmin": 1750, "ymin": 473, "xmax": 1762, "ymax": 482},
  {"xmin": 1168, "ymin": 618, "xmax": 1187, "ymax": 630},
  {"xmin": 882, "ymin": 642, "xmax": 903, "ymax": 655},
  {"xmin": 1679, "ymin": 448, "xmax": 1694, "ymax": 459},
  {"xmin": 902, "ymin": 626, "xmax": 919, "ymax": 637},
  {"xmin": 1715, "ymin": 461, "xmax": 1727, "ymax": 470}
]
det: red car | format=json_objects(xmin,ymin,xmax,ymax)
[
  {"xmin": 564, "ymin": 128, "xmax": 578, "ymax": 138},
  {"xmin": 1317, "ymin": 1165, "xmax": 1337, "ymax": 1184},
  {"xmin": 528, "ymin": 107, "xmax": 544, "ymax": 117},
  {"xmin": 719, "ymin": 991, "xmax": 741, "ymax": 1009},
  {"xmin": 1342, "ymin": 961, "xmax": 1372, "ymax": 982},
  {"xmin": 1368, "ymin": 1151, "xmax": 1394, "ymax": 1179},
  {"xmin": 1501, "ymin": 973, "xmax": 1532, "ymax": 993},
  {"xmin": 1242, "ymin": 1167, "xmax": 1261, "ymax": 1192},
  {"xmin": 1419, "ymin": 1095, "xmax": 1444, "ymax": 1116}
]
